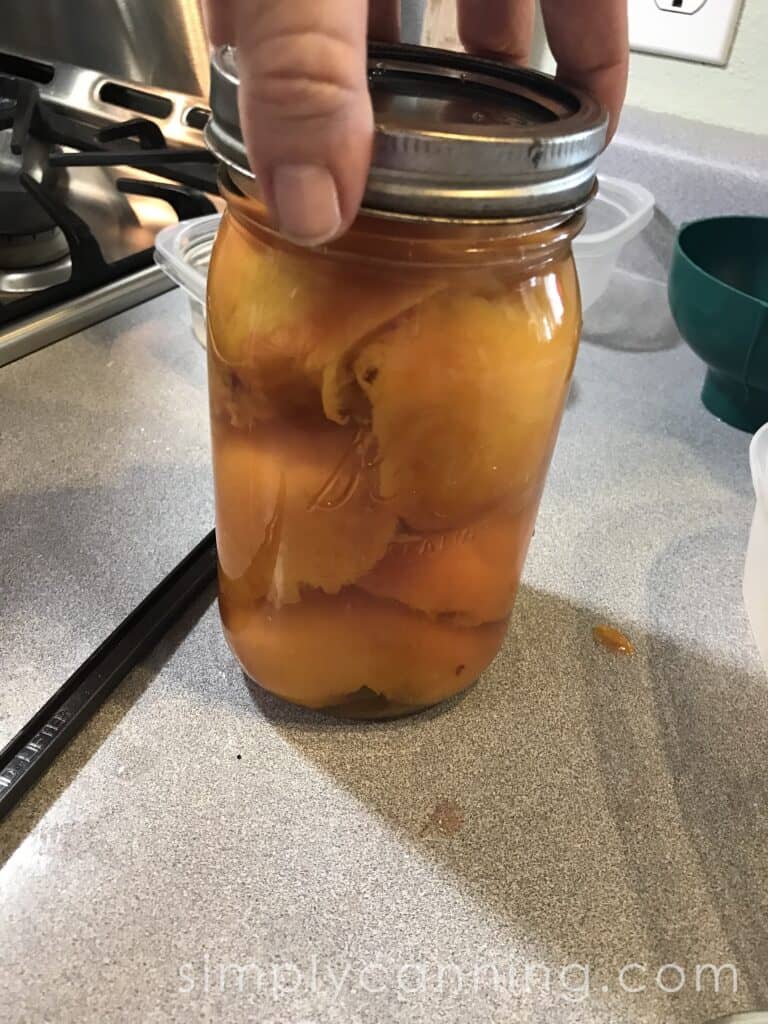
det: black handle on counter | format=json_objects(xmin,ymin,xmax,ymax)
[{"xmin": 0, "ymin": 530, "xmax": 217, "ymax": 821}]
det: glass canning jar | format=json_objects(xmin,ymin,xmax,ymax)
[{"xmin": 204, "ymin": 43, "xmax": 606, "ymax": 718}]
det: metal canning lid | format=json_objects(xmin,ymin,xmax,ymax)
[{"xmin": 206, "ymin": 41, "xmax": 608, "ymax": 219}]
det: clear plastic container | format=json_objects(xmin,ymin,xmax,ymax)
[
  {"xmin": 744, "ymin": 423, "xmax": 768, "ymax": 676},
  {"xmin": 575, "ymin": 175, "xmax": 654, "ymax": 310},
  {"xmin": 155, "ymin": 213, "xmax": 220, "ymax": 346},
  {"xmin": 154, "ymin": 176, "xmax": 655, "ymax": 348}
]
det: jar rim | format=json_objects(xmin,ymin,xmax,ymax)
[
  {"xmin": 221, "ymin": 170, "xmax": 584, "ymax": 271},
  {"xmin": 225, "ymin": 167, "xmax": 595, "ymax": 231}
]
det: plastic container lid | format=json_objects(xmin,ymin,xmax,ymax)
[{"xmin": 205, "ymin": 42, "xmax": 607, "ymax": 219}]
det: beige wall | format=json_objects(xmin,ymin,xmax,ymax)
[
  {"xmin": 418, "ymin": 0, "xmax": 768, "ymax": 137},
  {"xmin": 420, "ymin": 0, "xmax": 459, "ymax": 49},
  {"xmin": 530, "ymin": 0, "xmax": 768, "ymax": 136},
  {"xmin": 626, "ymin": 0, "xmax": 768, "ymax": 135}
]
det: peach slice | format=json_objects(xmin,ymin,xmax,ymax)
[
  {"xmin": 212, "ymin": 424, "xmax": 396, "ymax": 606},
  {"xmin": 354, "ymin": 264, "xmax": 578, "ymax": 531},
  {"xmin": 221, "ymin": 588, "xmax": 507, "ymax": 710},
  {"xmin": 207, "ymin": 212, "xmax": 441, "ymax": 422},
  {"xmin": 358, "ymin": 498, "xmax": 538, "ymax": 626}
]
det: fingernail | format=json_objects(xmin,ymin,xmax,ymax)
[{"xmin": 272, "ymin": 164, "xmax": 342, "ymax": 246}]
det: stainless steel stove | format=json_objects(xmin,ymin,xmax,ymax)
[{"xmin": 0, "ymin": 4, "xmax": 218, "ymax": 367}]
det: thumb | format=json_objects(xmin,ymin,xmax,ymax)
[{"xmin": 235, "ymin": 0, "xmax": 372, "ymax": 246}]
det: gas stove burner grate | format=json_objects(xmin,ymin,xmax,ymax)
[
  {"xmin": 0, "ymin": 72, "xmax": 218, "ymax": 328},
  {"xmin": 0, "ymin": 172, "xmax": 217, "ymax": 320},
  {"xmin": 0, "ymin": 75, "xmax": 67, "ymax": 251}
]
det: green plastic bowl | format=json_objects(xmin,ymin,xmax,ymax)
[{"xmin": 669, "ymin": 216, "xmax": 768, "ymax": 433}]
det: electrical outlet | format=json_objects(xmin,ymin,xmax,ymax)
[
  {"xmin": 654, "ymin": 0, "xmax": 707, "ymax": 13},
  {"xmin": 628, "ymin": 0, "xmax": 745, "ymax": 65}
]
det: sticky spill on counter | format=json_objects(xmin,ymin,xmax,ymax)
[
  {"xmin": 592, "ymin": 624, "xmax": 636, "ymax": 655},
  {"xmin": 422, "ymin": 800, "xmax": 465, "ymax": 837}
]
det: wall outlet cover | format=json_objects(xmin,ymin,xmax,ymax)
[{"xmin": 628, "ymin": 0, "xmax": 745, "ymax": 65}]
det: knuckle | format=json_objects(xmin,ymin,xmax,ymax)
[
  {"xmin": 249, "ymin": 29, "xmax": 359, "ymax": 120},
  {"xmin": 460, "ymin": 28, "xmax": 528, "ymax": 62}
]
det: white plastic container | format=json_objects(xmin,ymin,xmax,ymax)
[
  {"xmin": 575, "ymin": 175, "xmax": 655, "ymax": 310},
  {"xmin": 154, "ymin": 175, "xmax": 655, "ymax": 347},
  {"xmin": 154, "ymin": 213, "xmax": 219, "ymax": 347},
  {"xmin": 744, "ymin": 423, "xmax": 768, "ymax": 676}
]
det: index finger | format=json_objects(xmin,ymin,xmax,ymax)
[
  {"xmin": 540, "ymin": 0, "xmax": 628, "ymax": 139},
  {"xmin": 203, "ymin": 0, "xmax": 235, "ymax": 46}
]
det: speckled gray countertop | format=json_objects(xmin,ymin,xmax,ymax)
[
  {"xmin": 0, "ymin": 292, "xmax": 213, "ymax": 748},
  {"xmin": 1, "ymin": 272, "xmax": 766, "ymax": 1024}
]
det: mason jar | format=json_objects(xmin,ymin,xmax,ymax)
[{"xmin": 204, "ymin": 43, "xmax": 606, "ymax": 718}]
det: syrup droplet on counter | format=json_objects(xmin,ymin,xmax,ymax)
[
  {"xmin": 423, "ymin": 800, "xmax": 465, "ymax": 837},
  {"xmin": 592, "ymin": 624, "xmax": 636, "ymax": 655}
]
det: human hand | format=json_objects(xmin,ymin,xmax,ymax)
[{"xmin": 203, "ymin": 1, "xmax": 628, "ymax": 246}]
